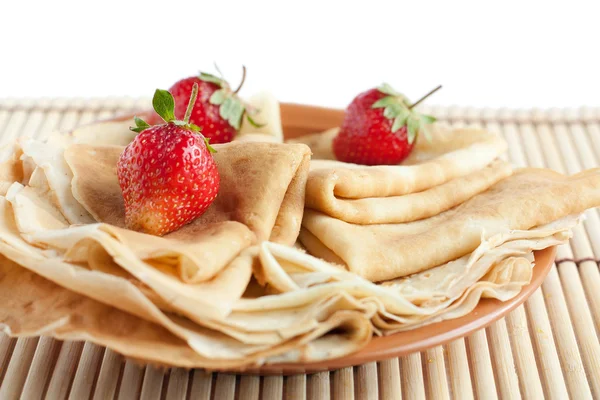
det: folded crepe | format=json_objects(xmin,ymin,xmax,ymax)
[
  {"xmin": 0, "ymin": 254, "xmax": 372, "ymax": 369},
  {"xmin": 300, "ymin": 168, "xmax": 600, "ymax": 281},
  {"xmin": 65, "ymin": 141, "xmax": 310, "ymax": 245},
  {"xmin": 290, "ymin": 124, "xmax": 510, "ymax": 224},
  {"xmin": 0, "ymin": 134, "xmax": 311, "ymax": 312},
  {"xmin": 241, "ymin": 215, "xmax": 574, "ymax": 332},
  {"xmin": 0, "ymin": 159, "xmax": 374, "ymax": 366}
]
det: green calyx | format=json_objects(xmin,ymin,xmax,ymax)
[
  {"xmin": 372, "ymin": 83, "xmax": 441, "ymax": 144},
  {"xmin": 130, "ymin": 83, "xmax": 216, "ymax": 153},
  {"xmin": 199, "ymin": 64, "xmax": 265, "ymax": 131}
]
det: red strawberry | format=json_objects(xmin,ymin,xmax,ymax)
[
  {"xmin": 333, "ymin": 84, "xmax": 441, "ymax": 165},
  {"xmin": 118, "ymin": 83, "xmax": 220, "ymax": 236},
  {"xmin": 169, "ymin": 66, "xmax": 262, "ymax": 144}
]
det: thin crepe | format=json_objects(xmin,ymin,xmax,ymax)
[
  {"xmin": 65, "ymin": 140, "xmax": 311, "ymax": 246},
  {"xmin": 301, "ymin": 168, "xmax": 600, "ymax": 281},
  {"xmin": 7, "ymin": 180, "xmax": 252, "ymax": 284},
  {"xmin": 18, "ymin": 137, "xmax": 95, "ymax": 224},
  {"xmin": 0, "ymin": 151, "xmax": 373, "ymax": 361},
  {"xmin": 306, "ymin": 160, "xmax": 512, "ymax": 224},
  {"xmin": 0, "ymin": 188, "xmax": 373, "ymax": 363},
  {"xmin": 292, "ymin": 124, "xmax": 510, "ymax": 224},
  {"xmin": 249, "ymin": 216, "xmax": 573, "ymax": 332},
  {"xmin": 0, "ymin": 255, "xmax": 372, "ymax": 368}
]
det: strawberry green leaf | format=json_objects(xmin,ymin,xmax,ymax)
[
  {"xmin": 219, "ymin": 97, "xmax": 235, "ymax": 121},
  {"xmin": 152, "ymin": 89, "xmax": 176, "ymax": 123},
  {"xmin": 392, "ymin": 111, "xmax": 409, "ymax": 132},
  {"xmin": 209, "ymin": 89, "xmax": 227, "ymax": 105},
  {"xmin": 407, "ymin": 115, "xmax": 420, "ymax": 144},
  {"xmin": 246, "ymin": 114, "xmax": 266, "ymax": 128},
  {"xmin": 227, "ymin": 100, "xmax": 244, "ymax": 130},
  {"xmin": 219, "ymin": 97, "xmax": 245, "ymax": 130},
  {"xmin": 189, "ymin": 123, "xmax": 202, "ymax": 132},
  {"xmin": 172, "ymin": 120, "xmax": 186, "ymax": 126},
  {"xmin": 420, "ymin": 114, "xmax": 436, "ymax": 124},
  {"xmin": 130, "ymin": 116, "xmax": 150, "ymax": 133},
  {"xmin": 203, "ymin": 137, "xmax": 217, "ymax": 153},
  {"xmin": 383, "ymin": 103, "xmax": 403, "ymax": 119},
  {"xmin": 199, "ymin": 72, "xmax": 224, "ymax": 87},
  {"xmin": 377, "ymin": 83, "xmax": 402, "ymax": 97},
  {"xmin": 390, "ymin": 107, "xmax": 410, "ymax": 131},
  {"xmin": 372, "ymin": 96, "xmax": 398, "ymax": 109}
]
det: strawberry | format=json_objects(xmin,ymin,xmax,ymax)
[
  {"xmin": 169, "ymin": 66, "xmax": 262, "ymax": 144},
  {"xmin": 118, "ymin": 83, "xmax": 220, "ymax": 236},
  {"xmin": 333, "ymin": 84, "xmax": 441, "ymax": 165}
]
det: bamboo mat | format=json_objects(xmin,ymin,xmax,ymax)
[{"xmin": 0, "ymin": 99, "xmax": 599, "ymax": 400}]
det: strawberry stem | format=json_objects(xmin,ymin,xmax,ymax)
[
  {"xmin": 214, "ymin": 62, "xmax": 224, "ymax": 78},
  {"xmin": 408, "ymin": 85, "xmax": 442, "ymax": 109},
  {"xmin": 183, "ymin": 82, "xmax": 199, "ymax": 124},
  {"xmin": 233, "ymin": 65, "xmax": 247, "ymax": 94}
]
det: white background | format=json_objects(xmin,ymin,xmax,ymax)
[{"xmin": 1, "ymin": 0, "xmax": 599, "ymax": 109}]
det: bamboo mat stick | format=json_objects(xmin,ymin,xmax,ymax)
[
  {"xmin": 165, "ymin": 368, "xmax": 190, "ymax": 400},
  {"xmin": 486, "ymin": 319, "xmax": 521, "ymax": 399},
  {"xmin": 69, "ymin": 342, "xmax": 105, "ymax": 399},
  {"xmin": 541, "ymin": 265, "xmax": 592, "ymax": 400},
  {"xmin": 92, "ymin": 349, "xmax": 123, "ymax": 400},
  {"xmin": 377, "ymin": 358, "xmax": 401, "ymax": 400},
  {"xmin": 45, "ymin": 341, "xmax": 84, "ymax": 399},
  {"xmin": 285, "ymin": 374, "xmax": 307, "ymax": 400},
  {"xmin": 20, "ymin": 337, "xmax": 62, "ymax": 399},
  {"xmin": 139, "ymin": 366, "xmax": 165, "ymax": 400},
  {"xmin": 354, "ymin": 362, "xmax": 378, "ymax": 400},
  {"xmin": 263, "ymin": 375, "xmax": 284, "ymax": 400},
  {"xmin": 400, "ymin": 353, "xmax": 426, "ymax": 400},
  {"xmin": 213, "ymin": 373, "xmax": 237, "ymax": 400},
  {"xmin": 445, "ymin": 340, "xmax": 473, "ymax": 400},
  {"xmin": 307, "ymin": 372, "xmax": 330, "ymax": 400},
  {"xmin": 332, "ymin": 367, "xmax": 354, "ymax": 400},
  {"xmin": 0, "ymin": 99, "xmax": 16, "ymax": 136},
  {"xmin": 583, "ymin": 122, "xmax": 600, "ymax": 167},
  {"xmin": 238, "ymin": 375, "xmax": 260, "ymax": 400},
  {"xmin": 465, "ymin": 330, "xmax": 498, "ymax": 400},
  {"xmin": 188, "ymin": 370, "xmax": 213, "ymax": 400},
  {"xmin": 0, "ymin": 337, "xmax": 39, "ymax": 400},
  {"xmin": 522, "ymin": 289, "xmax": 568, "ymax": 400},
  {"xmin": 117, "ymin": 361, "xmax": 145, "ymax": 399},
  {"xmin": 504, "ymin": 307, "xmax": 544, "ymax": 399},
  {"xmin": 0, "ymin": 105, "xmax": 28, "ymax": 145},
  {"xmin": 422, "ymin": 347, "xmax": 449, "ymax": 400},
  {"xmin": 13, "ymin": 103, "xmax": 45, "ymax": 140}
]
